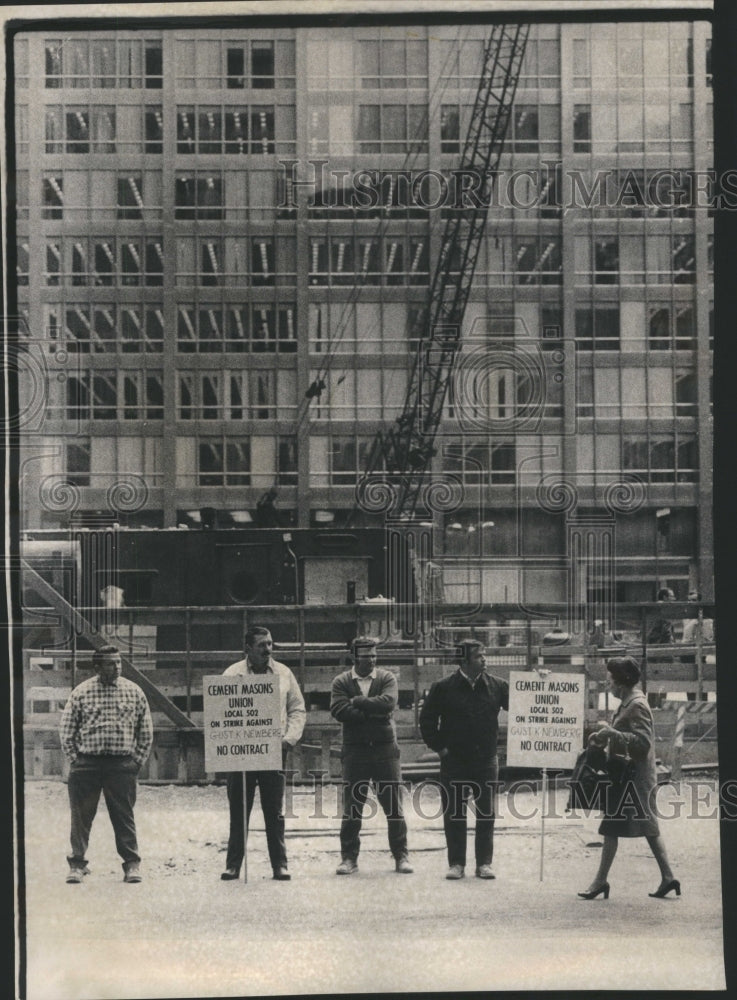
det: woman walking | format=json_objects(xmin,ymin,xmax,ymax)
[{"xmin": 578, "ymin": 655, "xmax": 680, "ymax": 900}]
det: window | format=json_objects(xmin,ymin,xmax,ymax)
[
  {"xmin": 357, "ymin": 38, "xmax": 428, "ymax": 88},
  {"xmin": 443, "ymin": 440, "xmax": 517, "ymax": 485},
  {"xmin": 441, "ymin": 105, "xmax": 460, "ymax": 153},
  {"xmin": 673, "ymin": 236, "xmax": 696, "ymax": 284},
  {"xmin": 45, "ymin": 38, "xmax": 162, "ymax": 87},
  {"xmin": 594, "ymin": 239, "xmax": 619, "ymax": 284},
  {"xmin": 519, "ymin": 37, "xmax": 560, "ymax": 88},
  {"xmin": 251, "ymin": 41, "xmax": 274, "ymax": 87},
  {"xmin": 572, "ymin": 38, "xmax": 591, "ymax": 87},
  {"xmin": 511, "ymin": 105, "xmax": 538, "ymax": 152},
  {"xmin": 437, "ymin": 37, "xmax": 485, "ymax": 88},
  {"xmin": 175, "ymin": 174, "xmax": 224, "ymax": 219},
  {"xmin": 144, "ymin": 107, "xmax": 163, "ymax": 152},
  {"xmin": 15, "ymin": 38, "xmax": 29, "ymax": 87},
  {"xmin": 515, "ymin": 237, "xmax": 561, "ymax": 284},
  {"xmin": 65, "ymin": 441, "xmax": 90, "ymax": 486},
  {"xmin": 675, "ymin": 372, "xmax": 697, "ymax": 416},
  {"xmin": 356, "ymin": 104, "xmax": 427, "ymax": 153},
  {"xmin": 220, "ymin": 40, "xmax": 295, "ymax": 88},
  {"xmin": 176, "ymin": 303, "xmax": 296, "ymax": 353},
  {"xmin": 623, "ymin": 435, "xmax": 698, "ymax": 484},
  {"xmin": 573, "ymin": 105, "xmax": 591, "ymax": 153},
  {"xmin": 309, "ymin": 235, "xmax": 428, "ymax": 286},
  {"xmin": 277, "ymin": 438, "xmax": 298, "ymax": 485},
  {"xmin": 198, "ymin": 440, "xmax": 250, "ymax": 486},
  {"xmin": 177, "ymin": 370, "xmax": 285, "ymax": 420},
  {"xmin": 16, "ymin": 105, "xmax": 29, "ymax": 155},
  {"xmin": 117, "ymin": 175, "xmax": 144, "ymax": 219},
  {"xmin": 64, "ymin": 106, "xmax": 116, "ymax": 152},
  {"xmin": 575, "ymin": 307, "xmax": 620, "ymax": 351},
  {"xmin": 648, "ymin": 304, "xmax": 695, "ymax": 351},
  {"xmin": 330, "ymin": 438, "xmax": 371, "ymax": 485},
  {"xmin": 144, "ymin": 42, "xmax": 163, "ymax": 87},
  {"xmin": 121, "ymin": 307, "xmax": 164, "ymax": 353},
  {"xmin": 17, "ymin": 243, "xmax": 29, "ymax": 286},
  {"xmin": 706, "ymin": 36, "xmax": 712, "ymax": 87},
  {"xmin": 65, "ymin": 371, "xmax": 163, "ymax": 421}
]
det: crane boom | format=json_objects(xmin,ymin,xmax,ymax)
[{"xmin": 356, "ymin": 23, "xmax": 530, "ymax": 520}]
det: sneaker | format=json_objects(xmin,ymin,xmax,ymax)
[
  {"xmin": 123, "ymin": 862, "xmax": 142, "ymax": 883},
  {"xmin": 475, "ymin": 864, "xmax": 496, "ymax": 879},
  {"xmin": 66, "ymin": 867, "xmax": 84, "ymax": 884},
  {"xmin": 445, "ymin": 864, "xmax": 465, "ymax": 880},
  {"xmin": 335, "ymin": 859, "xmax": 358, "ymax": 875},
  {"xmin": 395, "ymin": 857, "xmax": 414, "ymax": 874}
]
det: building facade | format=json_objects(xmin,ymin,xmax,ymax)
[{"xmin": 12, "ymin": 18, "xmax": 714, "ymax": 608}]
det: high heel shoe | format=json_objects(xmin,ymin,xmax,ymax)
[
  {"xmin": 577, "ymin": 882, "xmax": 610, "ymax": 900},
  {"xmin": 649, "ymin": 879, "xmax": 681, "ymax": 898}
]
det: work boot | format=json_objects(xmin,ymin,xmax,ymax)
[
  {"xmin": 123, "ymin": 861, "xmax": 142, "ymax": 883},
  {"xmin": 336, "ymin": 858, "xmax": 358, "ymax": 875},
  {"xmin": 445, "ymin": 864, "xmax": 465, "ymax": 880}
]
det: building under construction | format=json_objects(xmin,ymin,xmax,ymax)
[{"xmin": 11, "ymin": 15, "xmax": 716, "ymax": 779}]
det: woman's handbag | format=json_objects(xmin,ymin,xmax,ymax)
[
  {"xmin": 567, "ymin": 745, "xmax": 609, "ymax": 811},
  {"xmin": 567, "ymin": 745, "xmax": 637, "ymax": 813}
]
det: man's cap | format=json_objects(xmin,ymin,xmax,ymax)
[{"xmin": 350, "ymin": 636, "xmax": 378, "ymax": 654}]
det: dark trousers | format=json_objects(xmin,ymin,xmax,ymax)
[
  {"xmin": 339, "ymin": 752, "xmax": 408, "ymax": 862},
  {"xmin": 439, "ymin": 756, "xmax": 499, "ymax": 868},
  {"xmin": 67, "ymin": 753, "xmax": 140, "ymax": 869},
  {"xmin": 226, "ymin": 770, "xmax": 287, "ymax": 872}
]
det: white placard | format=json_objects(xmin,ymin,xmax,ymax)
[
  {"xmin": 203, "ymin": 674, "xmax": 282, "ymax": 772},
  {"xmin": 506, "ymin": 671, "xmax": 585, "ymax": 769}
]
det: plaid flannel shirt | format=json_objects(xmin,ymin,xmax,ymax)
[{"xmin": 59, "ymin": 675, "xmax": 154, "ymax": 766}]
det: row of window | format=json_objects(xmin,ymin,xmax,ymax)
[
  {"xmin": 26, "ymin": 232, "xmax": 708, "ymax": 293},
  {"xmin": 39, "ymin": 39, "xmax": 292, "ymax": 90},
  {"xmin": 43, "ymin": 303, "xmax": 297, "ymax": 354},
  {"xmin": 59, "ymin": 428, "xmax": 699, "ymax": 490},
  {"xmin": 28, "ymin": 168, "xmax": 712, "ymax": 224},
  {"xmin": 31, "ymin": 100, "xmax": 701, "ymax": 160},
  {"xmin": 26, "ymin": 233, "xmax": 702, "ymax": 288},
  {"xmin": 41, "ymin": 103, "xmax": 295, "ymax": 155},
  {"xmin": 51, "ymin": 362, "xmax": 703, "ymax": 425},
  {"xmin": 59, "ymin": 370, "xmax": 299, "ymax": 422},
  {"xmin": 18, "ymin": 29, "xmax": 711, "ymax": 95},
  {"xmin": 31, "ymin": 171, "xmax": 289, "ymax": 221},
  {"xmin": 576, "ymin": 368, "xmax": 699, "ymax": 418},
  {"xmin": 37, "ymin": 238, "xmax": 163, "ymax": 287},
  {"xmin": 37, "ymin": 299, "xmax": 709, "ymax": 356}
]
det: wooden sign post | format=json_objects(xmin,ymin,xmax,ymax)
[
  {"xmin": 506, "ymin": 670, "xmax": 585, "ymax": 881},
  {"xmin": 203, "ymin": 674, "xmax": 282, "ymax": 883}
]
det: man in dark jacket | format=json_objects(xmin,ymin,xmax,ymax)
[
  {"xmin": 330, "ymin": 637, "xmax": 412, "ymax": 875},
  {"xmin": 420, "ymin": 640, "xmax": 509, "ymax": 880}
]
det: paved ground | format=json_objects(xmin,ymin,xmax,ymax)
[{"xmin": 21, "ymin": 778, "xmax": 726, "ymax": 997}]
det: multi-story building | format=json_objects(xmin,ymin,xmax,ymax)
[{"xmin": 11, "ymin": 18, "xmax": 714, "ymax": 611}]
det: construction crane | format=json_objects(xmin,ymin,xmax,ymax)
[{"xmin": 355, "ymin": 23, "xmax": 530, "ymax": 523}]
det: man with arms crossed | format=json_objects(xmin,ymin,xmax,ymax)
[
  {"xmin": 331, "ymin": 636, "xmax": 412, "ymax": 875},
  {"xmin": 420, "ymin": 640, "xmax": 508, "ymax": 880},
  {"xmin": 221, "ymin": 626, "xmax": 306, "ymax": 881}
]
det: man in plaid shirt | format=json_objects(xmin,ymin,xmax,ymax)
[{"xmin": 59, "ymin": 645, "xmax": 153, "ymax": 883}]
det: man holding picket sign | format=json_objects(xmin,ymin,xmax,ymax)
[{"xmin": 213, "ymin": 626, "xmax": 305, "ymax": 882}]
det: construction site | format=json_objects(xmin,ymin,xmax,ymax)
[{"xmin": 7, "ymin": 5, "xmax": 727, "ymax": 997}]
